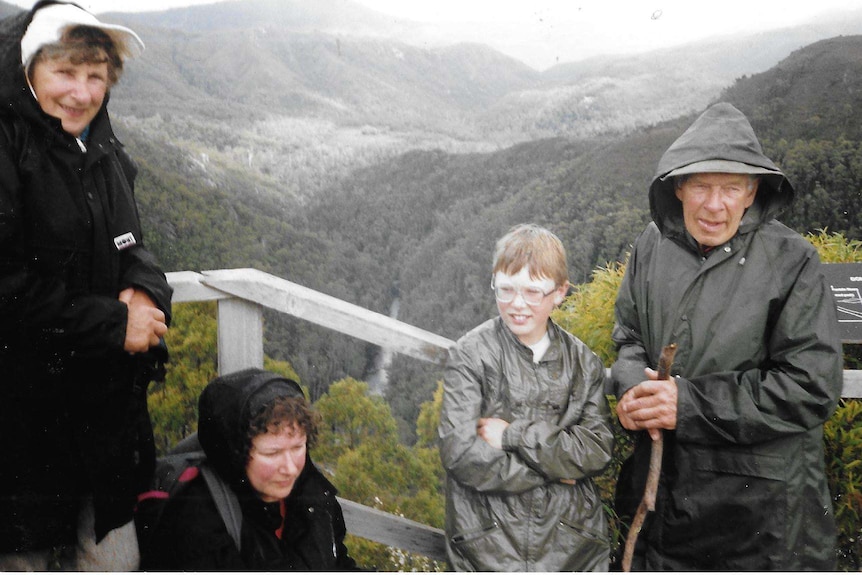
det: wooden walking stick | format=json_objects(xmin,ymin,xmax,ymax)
[{"xmin": 621, "ymin": 343, "xmax": 677, "ymax": 572}]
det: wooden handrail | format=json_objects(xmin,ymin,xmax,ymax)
[
  {"xmin": 337, "ymin": 497, "xmax": 447, "ymax": 561},
  {"xmin": 165, "ymin": 267, "xmax": 862, "ymax": 562}
]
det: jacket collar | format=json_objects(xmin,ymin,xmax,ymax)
[{"xmin": 496, "ymin": 316, "xmax": 563, "ymax": 363}]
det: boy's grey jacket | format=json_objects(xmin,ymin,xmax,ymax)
[
  {"xmin": 440, "ymin": 317, "xmax": 614, "ymax": 571},
  {"xmin": 612, "ymin": 103, "xmax": 843, "ymax": 570}
]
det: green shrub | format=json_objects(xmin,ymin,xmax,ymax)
[{"xmin": 825, "ymin": 399, "xmax": 862, "ymax": 569}]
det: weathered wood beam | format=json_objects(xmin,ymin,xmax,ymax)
[
  {"xmin": 200, "ymin": 268, "xmax": 454, "ymax": 366},
  {"xmin": 337, "ymin": 497, "xmax": 447, "ymax": 563},
  {"xmin": 844, "ymin": 370, "xmax": 862, "ymax": 399},
  {"xmin": 166, "ymin": 270, "xmax": 227, "ymax": 303},
  {"xmin": 217, "ymin": 298, "xmax": 264, "ymax": 374}
]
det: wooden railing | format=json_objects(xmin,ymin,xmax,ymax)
[{"xmin": 166, "ymin": 267, "xmax": 862, "ymax": 561}]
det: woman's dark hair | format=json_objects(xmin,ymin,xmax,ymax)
[
  {"xmin": 29, "ymin": 25, "xmax": 126, "ymax": 86},
  {"xmin": 243, "ymin": 395, "xmax": 320, "ymax": 463}
]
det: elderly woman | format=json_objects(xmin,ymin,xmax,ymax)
[
  {"xmin": 139, "ymin": 369, "xmax": 357, "ymax": 571},
  {"xmin": 0, "ymin": 1, "xmax": 172, "ymax": 570}
]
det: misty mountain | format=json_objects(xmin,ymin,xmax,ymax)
[
  {"xmin": 98, "ymin": 0, "xmax": 862, "ymax": 139},
  {"xmin": 7, "ymin": 0, "xmax": 857, "ymax": 185},
  {"xmin": 116, "ymin": 25, "xmax": 539, "ymax": 130},
  {"xmin": 303, "ymin": 34, "xmax": 862, "ymax": 421},
  {"xmin": 3, "ymin": 0, "xmax": 861, "ymax": 421},
  {"xmin": 7, "ymin": 0, "xmax": 862, "ymax": 144},
  {"xmin": 724, "ymin": 35, "xmax": 862, "ymax": 142},
  {"xmin": 106, "ymin": 0, "xmax": 409, "ymax": 38}
]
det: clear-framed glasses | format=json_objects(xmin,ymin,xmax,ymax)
[{"xmin": 491, "ymin": 281, "xmax": 556, "ymax": 306}]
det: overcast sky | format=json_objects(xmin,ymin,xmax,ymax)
[{"xmin": 7, "ymin": 0, "xmax": 862, "ymax": 69}]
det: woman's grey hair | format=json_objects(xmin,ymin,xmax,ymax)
[{"xmin": 28, "ymin": 25, "xmax": 128, "ymax": 87}]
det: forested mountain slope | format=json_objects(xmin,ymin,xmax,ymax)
[
  {"xmin": 300, "ymin": 36, "xmax": 862, "ymax": 427},
  {"xmin": 126, "ymin": 31, "xmax": 862, "ymax": 429},
  {"xmin": 2, "ymin": 1, "xmax": 860, "ymax": 430}
]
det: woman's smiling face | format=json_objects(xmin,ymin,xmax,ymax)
[{"xmin": 30, "ymin": 56, "xmax": 108, "ymax": 137}]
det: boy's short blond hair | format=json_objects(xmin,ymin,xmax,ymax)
[{"xmin": 492, "ymin": 223, "xmax": 568, "ymax": 285}]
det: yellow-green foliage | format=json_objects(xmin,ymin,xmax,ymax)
[
  {"xmin": 825, "ymin": 399, "xmax": 862, "ymax": 569},
  {"xmin": 416, "ymin": 381, "xmax": 444, "ymax": 448},
  {"xmin": 313, "ymin": 378, "xmax": 446, "ymax": 571},
  {"xmin": 148, "ymin": 301, "xmax": 218, "ymax": 455},
  {"xmin": 313, "ymin": 377, "xmax": 399, "ymax": 464},
  {"xmin": 806, "ymin": 229, "xmax": 862, "ymax": 263},
  {"xmin": 808, "ymin": 230, "xmax": 862, "ymax": 569},
  {"xmin": 552, "ymin": 261, "xmax": 626, "ymax": 366}
]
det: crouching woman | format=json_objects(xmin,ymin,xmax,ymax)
[{"xmin": 140, "ymin": 369, "xmax": 357, "ymax": 570}]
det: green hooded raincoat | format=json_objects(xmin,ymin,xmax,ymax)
[{"xmin": 611, "ymin": 103, "xmax": 843, "ymax": 570}]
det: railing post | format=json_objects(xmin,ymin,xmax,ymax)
[{"xmin": 217, "ymin": 298, "xmax": 264, "ymax": 375}]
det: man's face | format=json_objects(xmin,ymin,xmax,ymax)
[{"xmin": 675, "ymin": 173, "xmax": 757, "ymax": 247}]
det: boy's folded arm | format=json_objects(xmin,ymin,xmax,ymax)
[
  {"xmin": 442, "ymin": 431, "xmax": 549, "ymax": 493},
  {"xmin": 501, "ymin": 371, "xmax": 615, "ymax": 481},
  {"xmin": 440, "ymin": 350, "xmax": 549, "ymax": 493}
]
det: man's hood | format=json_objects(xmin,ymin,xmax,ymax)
[
  {"xmin": 649, "ymin": 102, "xmax": 794, "ymax": 238},
  {"xmin": 198, "ymin": 368, "xmax": 305, "ymax": 490}
]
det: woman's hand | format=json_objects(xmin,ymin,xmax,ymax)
[{"xmin": 119, "ymin": 287, "xmax": 167, "ymax": 353}]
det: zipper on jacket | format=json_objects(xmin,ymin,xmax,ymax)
[{"xmin": 450, "ymin": 522, "xmax": 499, "ymax": 544}]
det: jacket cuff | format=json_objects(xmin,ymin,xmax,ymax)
[
  {"xmin": 672, "ymin": 376, "xmax": 691, "ymax": 433},
  {"xmin": 501, "ymin": 419, "xmax": 529, "ymax": 451}
]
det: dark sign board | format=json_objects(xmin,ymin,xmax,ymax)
[{"xmin": 823, "ymin": 263, "xmax": 862, "ymax": 343}]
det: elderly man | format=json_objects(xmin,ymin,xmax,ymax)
[{"xmin": 611, "ymin": 102, "xmax": 842, "ymax": 570}]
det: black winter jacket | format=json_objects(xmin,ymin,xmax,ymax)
[
  {"xmin": 141, "ymin": 457, "xmax": 356, "ymax": 571},
  {"xmin": 611, "ymin": 103, "xmax": 842, "ymax": 570},
  {"xmin": 0, "ymin": 2, "xmax": 172, "ymax": 551}
]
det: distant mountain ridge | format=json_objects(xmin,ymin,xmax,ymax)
[
  {"xmin": 5, "ymin": 0, "xmax": 859, "ymax": 146},
  {"xmin": 88, "ymin": 0, "xmax": 862, "ymax": 141},
  {"xmin": 106, "ymin": 0, "xmax": 406, "ymax": 37},
  {"xmin": 725, "ymin": 35, "xmax": 862, "ymax": 142},
  {"xmin": 2, "ymin": 0, "xmax": 861, "ymax": 416}
]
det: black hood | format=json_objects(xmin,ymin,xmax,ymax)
[
  {"xmin": 0, "ymin": 3, "xmax": 34, "ymax": 109},
  {"xmin": 649, "ymin": 102, "xmax": 794, "ymax": 239},
  {"xmin": 198, "ymin": 368, "xmax": 304, "ymax": 490}
]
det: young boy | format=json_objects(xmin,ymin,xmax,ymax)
[{"xmin": 438, "ymin": 223, "xmax": 613, "ymax": 571}]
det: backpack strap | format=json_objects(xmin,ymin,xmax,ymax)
[
  {"xmin": 200, "ymin": 461, "xmax": 243, "ymax": 553},
  {"xmin": 166, "ymin": 433, "xmax": 244, "ymax": 552}
]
